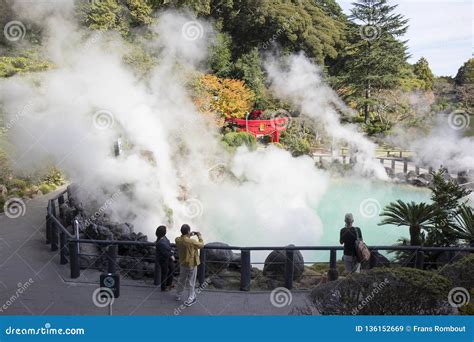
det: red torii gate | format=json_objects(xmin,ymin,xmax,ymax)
[{"xmin": 226, "ymin": 117, "xmax": 289, "ymax": 143}]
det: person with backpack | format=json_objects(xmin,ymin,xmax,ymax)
[{"xmin": 339, "ymin": 213, "xmax": 365, "ymax": 273}]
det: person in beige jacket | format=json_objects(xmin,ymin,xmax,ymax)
[{"xmin": 175, "ymin": 224, "xmax": 204, "ymax": 306}]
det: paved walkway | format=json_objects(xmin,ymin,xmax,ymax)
[{"xmin": 0, "ymin": 189, "xmax": 311, "ymax": 316}]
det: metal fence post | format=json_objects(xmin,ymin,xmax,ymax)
[
  {"xmin": 415, "ymin": 249, "xmax": 425, "ymax": 269},
  {"xmin": 240, "ymin": 250, "xmax": 251, "ymax": 291},
  {"xmin": 107, "ymin": 244, "xmax": 118, "ymax": 274},
  {"xmin": 391, "ymin": 159, "xmax": 396, "ymax": 172},
  {"xmin": 284, "ymin": 249, "xmax": 295, "ymax": 290},
  {"xmin": 328, "ymin": 249, "xmax": 339, "ymax": 281},
  {"xmin": 45, "ymin": 203, "xmax": 51, "ymax": 244},
  {"xmin": 69, "ymin": 240, "xmax": 80, "ymax": 279},
  {"xmin": 51, "ymin": 221, "xmax": 59, "ymax": 252},
  {"xmin": 198, "ymin": 249, "xmax": 206, "ymax": 286},
  {"xmin": 154, "ymin": 246, "xmax": 161, "ymax": 286},
  {"xmin": 60, "ymin": 231, "xmax": 67, "ymax": 264},
  {"xmin": 58, "ymin": 194, "xmax": 65, "ymax": 219}
]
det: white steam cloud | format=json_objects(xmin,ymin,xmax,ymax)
[
  {"xmin": 265, "ymin": 54, "xmax": 388, "ymax": 180},
  {"xmin": 0, "ymin": 7, "xmax": 331, "ymax": 246}
]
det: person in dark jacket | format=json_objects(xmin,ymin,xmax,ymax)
[
  {"xmin": 339, "ymin": 213, "xmax": 362, "ymax": 273},
  {"xmin": 155, "ymin": 225, "xmax": 175, "ymax": 291}
]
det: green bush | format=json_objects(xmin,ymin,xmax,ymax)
[
  {"xmin": 222, "ymin": 132, "xmax": 256, "ymax": 151},
  {"xmin": 11, "ymin": 179, "xmax": 28, "ymax": 190},
  {"xmin": 42, "ymin": 168, "xmax": 65, "ymax": 186},
  {"xmin": 309, "ymin": 268, "xmax": 453, "ymax": 315},
  {"xmin": 39, "ymin": 184, "xmax": 55, "ymax": 194},
  {"xmin": 439, "ymin": 254, "xmax": 474, "ymax": 289}
]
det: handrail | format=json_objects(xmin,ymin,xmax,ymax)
[
  {"xmin": 46, "ymin": 192, "xmax": 474, "ymax": 292},
  {"xmin": 67, "ymin": 238, "xmax": 474, "ymax": 252}
]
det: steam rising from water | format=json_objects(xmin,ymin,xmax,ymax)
[
  {"xmin": 265, "ymin": 54, "xmax": 388, "ymax": 180},
  {"xmin": 2, "ymin": 4, "xmax": 466, "ymax": 246}
]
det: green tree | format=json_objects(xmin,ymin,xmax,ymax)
[
  {"xmin": 454, "ymin": 59, "xmax": 474, "ymax": 112},
  {"xmin": 232, "ymin": 48, "xmax": 265, "ymax": 100},
  {"xmin": 212, "ymin": 0, "xmax": 347, "ymax": 64},
  {"xmin": 208, "ymin": 31, "xmax": 233, "ymax": 77},
  {"xmin": 150, "ymin": 0, "xmax": 211, "ymax": 15},
  {"xmin": 428, "ymin": 168, "xmax": 472, "ymax": 246},
  {"xmin": 379, "ymin": 200, "xmax": 435, "ymax": 246},
  {"xmin": 455, "ymin": 58, "xmax": 474, "ymax": 86},
  {"xmin": 343, "ymin": 0, "xmax": 409, "ymax": 123},
  {"xmin": 450, "ymin": 204, "xmax": 474, "ymax": 246},
  {"xmin": 413, "ymin": 57, "xmax": 434, "ymax": 90},
  {"xmin": 79, "ymin": 0, "xmax": 153, "ymax": 35}
]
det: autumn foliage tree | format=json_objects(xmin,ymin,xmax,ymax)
[{"xmin": 192, "ymin": 74, "xmax": 255, "ymax": 126}]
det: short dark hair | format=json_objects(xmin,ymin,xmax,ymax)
[
  {"xmin": 180, "ymin": 224, "xmax": 191, "ymax": 235},
  {"xmin": 156, "ymin": 225, "xmax": 167, "ymax": 239}
]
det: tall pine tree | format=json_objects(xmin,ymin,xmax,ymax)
[{"xmin": 343, "ymin": 0, "xmax": 409, "ymax": 123}]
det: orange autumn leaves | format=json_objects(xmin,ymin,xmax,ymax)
[{"xmin": 192, "ymin": 74, "xmax": 255, "ymax": 127}]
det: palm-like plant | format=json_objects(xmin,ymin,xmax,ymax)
[
  {"xmin": 379, "ymin": 200, "xmax": 435, "ymax": 246},
  {"xmin": 450, "ymin": 204, "xmax": 474, "ymax": 246}
]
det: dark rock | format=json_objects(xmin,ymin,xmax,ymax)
[
  {"xmin": 204, "ymin": 242, "xmax": 234, "ymax": 274},
  {"xmin": 210, "ymin": 275, "xmax": 226, "ymax": 289},
  {"xmin": 409, "ymin": 177, "xmax": 430, "ymax": 187},
  {"xmin": 250, "ymin": 267, "xmax": 260, "ymax": 279},
  {"xmin": 85, "ymin": 223, "xmax": 113, "ymax": 240},
  {"xmin": 362, "ymin": 250, "xmax": 390, "ymax": 269},
  {"xmin": 418, "ymin": 173, "xmax": 433, "ymax": 182},
  {"xmin": 263, "ymin": 245, "xmax": 304, "ymax": 280},
  {"xmin": 384, "ymin": 167, "xmax": 394, "ymax": 178},
  {"xmin": 228, "ymin": 252, "xmax": 241, "ymax": 271},
  {"xmin": 118, "ymin": 258, "xmax": 146, "ymax": 280},
  {"xmin": 109, "ymin": 222, "xmax": 133, "ymax": 239},
  {"xmin": 79, "ymin": 243, "xmax": 101, "ymax": 269},
  {"xmin": 60, "ymin": 203, "xmax": 77, "ymax": 226},
  {"xmin": 394, "ymin": 173, "xmax": 407, "ymax": 182}
]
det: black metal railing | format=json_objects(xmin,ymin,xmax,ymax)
[{"xmin": 46, "ymin": 190, "xmax": 474, "ymax": 291}]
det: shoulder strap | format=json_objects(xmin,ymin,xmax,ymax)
[{"xmin": 355, "ymin": 227, "xmax": 360, "ymax": 240}]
